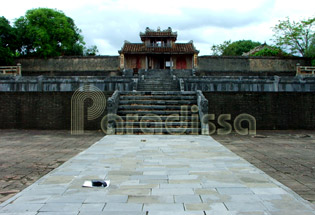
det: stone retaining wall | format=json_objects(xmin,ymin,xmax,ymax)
[
  {"xmin": 197, "ymin": 56, "xmax": 311, "ymax": 76},
  {"xmin": 14, "ymin": 56, "xmax": 311, "ymax": 76},
  {"xmin": 1, "ymin": 92, "xmax": 314, "ymax": 130}
]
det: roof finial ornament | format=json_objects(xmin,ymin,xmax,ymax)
[{"xmin": 157, "ymin": 26, "xmax": 161, "ymax": 32}]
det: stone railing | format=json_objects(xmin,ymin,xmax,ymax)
[
  {"xmin": 107, "ymin": 90, "xmax": 120, "ymax": 115},
  {"xmin": 0, "ymin": 64, "xmax": 22, "ymax": 76},
  {"xmin": 106, "ymin": 90, "xmax": 121, "ymax": 134},
  {"xmin": 0, "ymin": 76, "xmax": 135, "ymax": 92},
  {"xmin": 196, "ymin": 90, "xmax": 209, "ymax": 135},
  {"xmin": 296, "ymin": 66, "xmax": 315, "ymax": 75},
  {"xmin": 183, "ymin": 76, "xmax": 315, "ymax": 92},
  {"xmin": 179, "ymin": 78, "xmax": 185, "ymax": 92}
]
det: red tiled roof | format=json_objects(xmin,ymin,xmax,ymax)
[
  {"xmin": 119, "ymin": 43, "xmax": 199, "ymax": 54},
  {"xmin": 140, "ymin": 31, "xmax": 177, "ymax": 37}
]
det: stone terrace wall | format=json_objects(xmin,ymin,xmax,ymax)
[
  {"xmin": 14, "ymin": 55, "xmax": 311, "ymax": 76},
  {"xmin": 0, "ymin": 92, "xmax": 112, "ymax": 130},
  {"xmin": 204, "ymin": 92, "xmax": 315, "ymax": 130},
  {"xmin": 15, "ymin": 56, "xmax": 120, "ymax": 76},
  {"xmin": 197, "ymin": 56, "xmax": 311, "ymax": 76},
  {"xmin": 1, "ymin": 92, "xmax": 314, "ymax": 130}
]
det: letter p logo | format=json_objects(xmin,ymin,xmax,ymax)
[{"xmin": 71, "ymin": 84, "xmax": 106, "ymax": 134}]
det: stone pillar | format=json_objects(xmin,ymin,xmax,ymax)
[
  {"xmin": 170, "ymin": 56, "xmax": 173, "ymax": 71},
  {"xmin": 17, "ymin": 63, "xmax": 22, "ymax": 76},
  {"xmin": 193, "ymin": 54, "xmax": 198, "ymax": 69},
  {"xmin": 145, "ymin": 56, "xmax": 148, "ymax": 71},
  {"xmin": 120, "ymin": 54, "xmax": 125, "ymax": 69}
]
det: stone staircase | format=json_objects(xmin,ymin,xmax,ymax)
[
  {"xmin": 137, "ymin": 78, "xmax": 179, "ymax": 91},
  {"xmin": 115, "ymin": 91, "xmax": 201, "ymax": 134},
  {"xmin": 137, "ymin": 70, "xmax": 179, "ymax": 91}
]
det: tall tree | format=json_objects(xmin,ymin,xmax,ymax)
[
  {"xmin": 272, "ymin": 16, "xmax": 315, "ymax": 56},
  {"xmin": 211, "ymin": 40, "xmax": 231, "ymax": 56},
  {"xmin": 222, "ymin": 40, "xmax": 261, "ymax": 56},
  {"xmin": 211, "ymin": 40, "xmax": 261, "ymax": 56},
  {"xmin": 14, "ymin": 8, "xmax": 85, "ymax": 57},
  {"xmin": 0, "ymin": 16, "xmax": 17, "ymax": 65}
]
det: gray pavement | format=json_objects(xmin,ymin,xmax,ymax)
[
  {"xmin": 213, "ymin": 130, "xmax": 315, "ymax": 203},
  {"xmin": 0, "ymin": 135, "xmax": 314, "ymax": 214},
  {"xmin": 0, "ymin": 130, "xmax": 104, "ymax": 204}
]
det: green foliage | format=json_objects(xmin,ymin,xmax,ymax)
[
  {"xmin": 222, "ymin": 40, "xmax": 261, "ymax": 56},
  {"xmin": 211, "ymin": 40, "xmax": 261, "ymax": 56},
  {"xmin": 14, "ymin": 8, "xmax": 85, "ymax": 57},
  {"xmin": 84, "ymin": 45, "xmax": 99, "ymax": 56},
  {"xmin": 272, "ymin": 16, "xmax": 315, "ymax": 56},
  {"xmin": 0, "ymin": 16, "xmax": 17, "ymax": 65},
  {"xmin": 211, "ymin": 40, "xmax": 231, "ymax": 56},
  {"xmin": 251, "ymin": 46, "xmax": 288, "ymax": 57}
]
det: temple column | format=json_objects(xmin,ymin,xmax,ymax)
[
  {"xmin": 120, "ymin": 54, "xmax": 125, "ymax": 69},
  {"xmin": 145, "ymin": 55, "xmax": 148, "ymax": 71}
]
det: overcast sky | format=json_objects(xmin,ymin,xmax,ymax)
[{"xmin": 1, "ymin": 0, "xmax": 314, "ymax": 55}]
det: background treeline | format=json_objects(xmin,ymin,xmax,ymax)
[{"xmin": 0, "ymin": 8, "xmax": 98, "ymax": 65}]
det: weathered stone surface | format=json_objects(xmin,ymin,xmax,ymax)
[{"xmin": 1, "ymin": 134, "xmax": 315, "ymax": 214}]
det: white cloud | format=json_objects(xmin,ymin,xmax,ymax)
[{"xmin": 1, "ymin": 0, "xmax": 314, "ymax": 55}]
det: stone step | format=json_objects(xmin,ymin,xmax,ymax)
[
  {"xmin": 120, "ymin": 96, "xmax": 196, "ymax": 100},
  {"xmin": 117, "ymin": 110, "xmax": 195, "ymax": 115},
  {"xmin": 115, "ymin": 127, "xmax": 201, "ymax": 135},
  {"xmin": 118, "ymin": 122, "xmax": 199, "ymax": 127},
  {"xmin": 119, "ymin": 100, "xmax": 197, "ymax": 105},
  {"xmin": 118, "ymin": 105, "xmax": 196, "ymax": 110},
  {"xmin": 120, "ymin": 115, "xmax": 199, "ymax": 121},
  {"xmin": 137, "ymin": 87, "xmax": 179, "ymax": 91},
  {"xmin": 120, "ymin": 91, "xmax": 196, "ymax": 95},
  {"xmin": 138, "ymin": 82, "xmax": 176, "ymax": 85}
]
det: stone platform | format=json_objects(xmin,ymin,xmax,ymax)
[{"xmin": 0, "ymin": 135, "xmax": 314, "ymax": 215}]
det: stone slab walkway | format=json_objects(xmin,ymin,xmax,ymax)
[
  {"xmin": 213, "ymin": 130, "xmax": 315, "ymax": 203},
  {"xmin": 0, "ymin": 135, "xmax": 314, "ymax": 215}
]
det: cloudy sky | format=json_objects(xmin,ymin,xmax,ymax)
[{"xmin": 1, "ymin": 0, "xmax": 314, "ymax": 55}]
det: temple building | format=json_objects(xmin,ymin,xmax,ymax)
[{"xmin": 118, "ymin": 27, "xmax": 199, "ymax": 72}]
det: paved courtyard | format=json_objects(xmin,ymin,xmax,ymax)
[
  {"xmin": 213, "ymin": 130, "xmax": 315, "ymax": 204},
  {"xmin": 0, "ymin": 134, "xmax": 314, "ymax": 214},
  {"xmin": 0, "ymin": 130, "xmax": 104, "ymax": 204}
]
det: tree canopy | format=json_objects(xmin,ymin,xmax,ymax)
[
  {"xmin": 0, "ymin": 16, "xmax": 17, "ymax": 65},
  {"xmin": 211, "ymin": 40, "xmax": 261, "ymax": 56},
  {"xmin": 14, "ymin": 8, "xmax": 86, "ymax": 57},
  {"xmin": 250, "ymin": 46, "xmax": 287, "ymax": 57},
  {"xmin": 272, "ymin": 16, "xmax": 315, "ymax": 57}
]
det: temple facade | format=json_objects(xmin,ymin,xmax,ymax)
[{"xmin": 118, "ymin": 27, "xmax": 199, "ymax": 72}]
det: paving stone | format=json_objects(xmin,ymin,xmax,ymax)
[
  {"xmin": 184, "ymin": 203, "xmax": 227, "ymax": 211},
  {"xmin": 13, "ymin": 195, "xmax": 52, "ymax": 204},
  {"xmin": 174, "ymin": 195, "xmax": 202, "ymax": 203},
  {"xmin": 39, "ymin": 203, "xmax": 82, "ymax": 212},
  {"xmin": 152, "ymin": 188, "xmax": 194, "ymax": 196},
  {"xmin": 216, "ymin": 187, "xmax": 254, "ymax": 195},
  {"xmin": 0, "ymin": 203, "xmax": 43, "ymax": 213},
  {"xmin": 79, "ymin": 203, "xmax": 105, "ymax": 212},
  {"xmin": 36, "ymin": 212, "xmax": 78, "ymax": 215},
  {"xmin": 149, "ymin": 212, "xmax": 204, "ymax": 215},
  {"xmin": 85, "ymin": 195, "xmax": 128, "ymax": 203},
  {"xmin": 128, "ymin": 195, "xmax": 174, "ymax": 204},
  {"xmin": 108, "ymin": 188, "xmax": 151, "ymax": 195},
  {"xmin": 143, "ymin": 203, "xmax": 184, "ymax": 211},
  {"xmin": 103, "ymin": 203, "xmax": 143, "ymax": 211},
  {"xmin": 223, "ymin": 201, "xmax": 267, "ymax": 212},
  {"xmin": 79, "ymin": 212, "xmax": 146, "ymax": 215},
  {"xmin": 0, "ymin": 213, "xmax": 38, "ymax": 215},
  {"xmin": 160, "ymin": 183, "xmax": 202, "ymax": 189}
]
